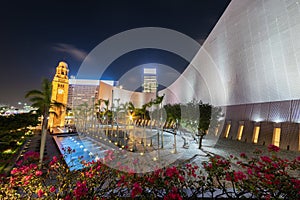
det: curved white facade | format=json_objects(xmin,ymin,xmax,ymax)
[{"xmin": 161, "ymin": 0, "xmax": 300, "ymax": 106}]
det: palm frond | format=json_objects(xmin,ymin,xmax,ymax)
[
  {"xmin": 29, "ymin": 96, "xmax": 45, "ymax": 103},
  {"xmin": 25, "ymin": 90, "xmax": 43, "ymax": 98}
]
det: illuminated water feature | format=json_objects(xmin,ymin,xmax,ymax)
[
  {"xmin": 53, "ymin": 127, "xmax": 178, "ymax": 172},
  {"xmin": 53, "ymin": 134, "xmax": 110, "ymax": 171}
]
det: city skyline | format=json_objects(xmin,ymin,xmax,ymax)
[{"xmin": 0, "ymin": 0, "xmax": 231, "ymax": 105}]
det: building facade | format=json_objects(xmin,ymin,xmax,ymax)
[
  {"xmin": 160, "ymin": 0, "xmax": 300, "ymax": 151},
  {"xmin": 99, "ymin": 81, "xmax": 156, "ymax": 109},
  {"xmin": 67, "ymin": 77, "xmax": 100, "ymax": 109}
]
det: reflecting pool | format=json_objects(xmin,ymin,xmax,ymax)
[{"xmin": 53, "ymin": 134, "xmax": 109, "ymax": 170}]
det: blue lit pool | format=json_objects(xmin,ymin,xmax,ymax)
[{"xmin": 53, "ymin": 134, "xmax": 109, "ymax": 170}]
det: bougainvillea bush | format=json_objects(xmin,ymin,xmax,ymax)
[{"xmin": 0, "ymin": 144, "xmax": 299, "ymax": 199}]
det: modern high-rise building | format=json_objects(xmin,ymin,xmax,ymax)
[{"xmin": 143, "ymin": 68, "xmax": 157, "ymax": 93}]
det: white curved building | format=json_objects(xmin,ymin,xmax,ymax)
[{"xmin": 160, "ymin": 0, "xmax": 300, "ymax": 151}]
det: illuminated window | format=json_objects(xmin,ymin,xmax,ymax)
[
  {"xmin": 215, "ymin": 126, "xmax": 219, "ymax": 136},
  {"xmin": 237, "ymin": 125, "xmax": 244, "ymax": 140},
  {"xmin": 224, "ymin": 124, "xmax": 231, "ymax": 138},
  {"xmin": 272, "ymin": 127, "xmax": 281, "ymax": 147},
  {"xmin": 252, "ymin": 126, "xmax": 260, "ymax": 144}
]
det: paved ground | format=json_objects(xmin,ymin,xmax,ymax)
[
  {"xmin": 12, "ymin": 131, "xmax": 60, "ymax": 168},
  {"xmin": 12, "ymin": 128, "xmax": 300, "ymax": 173}
]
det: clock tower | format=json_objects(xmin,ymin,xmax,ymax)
[{"xmin": 48, "ymin": 61, "xmax": 69, "ymax": 130}]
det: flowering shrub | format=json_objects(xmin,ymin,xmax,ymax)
[{"xmin": 0, "ymin": 144, "xmax": 299, "ymax": 199}]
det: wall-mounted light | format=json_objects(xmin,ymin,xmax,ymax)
[
  {"xmin": 254, "ymin": 118, "xmax": 262, "ymax": 122},
  {"xmin": 274, "ymin": 119, "xmax": 282, "ymax": 123}
]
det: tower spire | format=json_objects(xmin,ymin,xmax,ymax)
[{"xmin": 48, "ymin": 61, "xmax": 69, "ymax": 131}]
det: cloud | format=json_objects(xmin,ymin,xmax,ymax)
[{"xmin": 52, "ymin": 43, "xmax": 87, "ymax": 61}]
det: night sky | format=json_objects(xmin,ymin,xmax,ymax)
[{"xmin": 0, "ymin": 0, "xmax": 231, "ymax": 106}]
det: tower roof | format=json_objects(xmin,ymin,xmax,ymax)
[{"xmin": 58, "ymin": 61, "xmax": 68, "ymax": 69}]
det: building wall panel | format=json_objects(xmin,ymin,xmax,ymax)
[
  {"xmin": 258, "ymin": 122, "xmax": 273, "ymax": 146},
  {"xmin": 241, "ymin": 120, "xmax": 254, "ymax": 143},
  {"xmin": 281, "ymin": 123, "xmax": 299, "ymax": 151}
]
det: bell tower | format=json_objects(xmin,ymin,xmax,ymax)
[{"xmin": 48, "ymin": 61, "xmax": 69, "ymax": 130}]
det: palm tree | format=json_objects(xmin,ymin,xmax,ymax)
[
  {"xmin": 95, "ymin": 99, "xmax": 111, "ymax": 124},
  {"xmin": 151, "ymin": 94, "xmax": 165, "ymax": 148},
  {"xmin": 25, "ymin": 78, "xmax": 64, "ymax": 165},
  {"xmin": 74, "ymin": 103, "xmax": 92, "ymax": 132},
  {"xmin": 118, "ymin": 102, "xmax": 129, "ymax": 124}
]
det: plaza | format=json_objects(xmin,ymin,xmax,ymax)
[{"xmin": 1, "ymin": 0, "xmax": 300, "ymax": 199}]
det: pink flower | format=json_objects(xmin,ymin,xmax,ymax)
[
  {"xmin": 11, "ymin": 168, "xmax": 18, "ymax": 175},
  {"xmin": 131, "ymin": 182, "xmax": 142, "ymax": 198},
  {"xmin": 272, "ymin": 162, "xmax": 279, "ymax": 168},
  {"xmin": 240, "ymin": 152, "xmax": 247, "ymax": 158},
  {"xmin": 265, "ymin": 194, "xmax": 271, "ymax": 200},
  {"xmin": 84, "ymin": 171, "xmax": 94, "ymax": 178},
  {"xmin": 50, "ymin": 186, "xmax": 56, "ymax": 193},
  {"xmin": 147, "ymin": 177, "xmax": 155, "ymax": 184},
  {"xmin": 264, "ymin": 173, "xmax": 274, "ymax": 181},
  {"xmin": 67, "ymin": 147, "xmax": 72, "ymax": 153},
  {"xmin": 29, "ymin": 163, "xmax": 38, "ymax": 170},
  {"xmin": 52, "ymin": 156, "xmax": 58, "ymax": 163},
  {"xmin": 117, "ymin": 175, "xmax": 126, "ymax": 187},
  {"xmin": 165, "ymin": 166, "xmax": 179, "ymax": 178},
  {"xmin": 233, "ymin": 171, "xmax": 246, "ymax": 182},
  {"xmin": 73, "ymin": 181, "xmax": 88, "ymax": 199},
  {"xmin": 128, "ymin": 168, "xmax": 136, "ymax": 174},
  {"xmin": 35, "ymin": 170, "xmax": 43, "ymax": 176},
  {"xmin": 64, "ymin": 195, "xmax": 72, "ymax": 200},
  {"xmin": 16, "ymin": 159, "xmax": 23, "ymax": 166},
  {"xmin": 225, "ymin": 173, "xmax": 232, "ymax": 181},
  {"xmin": 178, "ymin": 175, "xmax": 185, "ymax": 182},
  {"xmin": 164, "ymin": 188, "xmax": 183, "ymax": 200},
  {"xmin": 261, "ymin": 156, "xmax": 272, "ymax": 163},
  {"xmin": 24, "ymin": 175, "xmax": 32, "ymax": 181},
  {"xmin": 268, "ymin": 144, "xmax": 280, "ymax": 152},
  {"xmin": 9, "ymin": 176, "xmax": 16, "ymax": 186},
  {"xmin": 37, "ymin": 189, "xmax": 44, "ymax": 198},
  {"xmin": 247, "ymin": 168, "xmax": 253, "ymax": 175},
  {"xmin": 291, "ymin": 179, "xmax": 300, "ymax": 190}
]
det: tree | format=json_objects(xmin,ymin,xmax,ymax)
[
  {"xmin": 180, "ymin": 100, "xmax": 221, "ymax": 149},
  {"xmin": 74, "ymin": 103, "xmax": 92, "ymax": 131},
  {"xmin": 127, "ymin": 101, "xmax": 136, "ymax": 122},
  {"xmin": 197, "ymin": 102, "xmax": 212, "ymax": 149},
  {"xmin": 95, "ymin": 99, "xmax": 112, "ymax": 124},
  {"xmin": 25, "ymin": 78, "xmax": 64, "ymax": 165},
  {"xmin": 164, "ymin": 103, "xmax": 181, "ymax": 123},
  {"xmin": 118, "ymin": 102, "xmax": 129, "ymax": 124}
]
